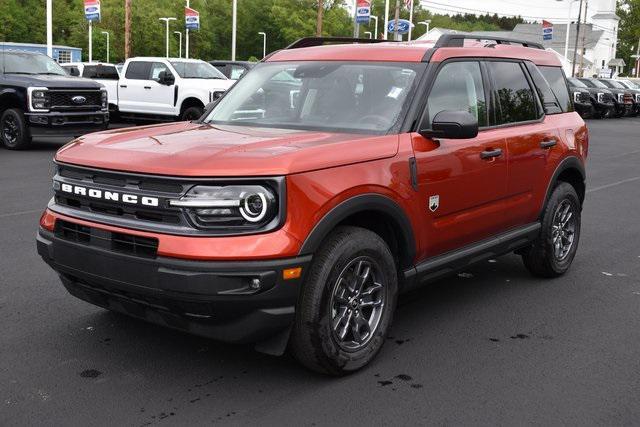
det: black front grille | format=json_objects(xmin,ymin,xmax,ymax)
[
  {"xmin": 55, "ymin": 220, "xmax": 159, "ymax": 259},
  {"xmin": 578, "ymin": 92, "xmax": 590, "ymax": 103},
  {"xmin": 49, "ymin": 90, "xmax": 103, "ymax": 110}
]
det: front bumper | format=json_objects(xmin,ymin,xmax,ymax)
[
  {"xmin": 37, "ymin": 227, "xmax": 311, "ymax": 344},
  {"xmin": 26, "ymin": 111, "xmax": 109, "ymax": 137},
  {"xmin": 574, "ymin": 101, "xmax": 595, "ymax": 118}
]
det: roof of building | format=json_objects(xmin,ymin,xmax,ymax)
[
  {"xmin": 591, "ymin": 12, "xmax": 620, "ymax": 21},
  {"xmin": 608, "ymin": 58, "xmax": 626, "ymax": 66},
  {"xmin": 0, "ymin": 41, "xmax": 81, "ymax": 50}
]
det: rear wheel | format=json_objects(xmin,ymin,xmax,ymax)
[
  {"xmin": 290, "ymin": 226, "xmax": 398, "ymax": 375},
  {"xmin": 180, "ymin": 106, "xmax": 204, "ymax": 122},
  {"xmin": 1, "ymin": 108, "xmax": 31, "ymax": 150},
  {"xmin": 521, "ymin": 182, "xmax": 581, "ymax": 278}
]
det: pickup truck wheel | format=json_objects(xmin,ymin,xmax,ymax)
[
  {"xmin": 180, "ymin": 106, "xmax": 204, "ymax": 121},
  {"xmin": 522, "ymin": 182, "xmax": 581, "ymax": 278},
  {"xmin": 1, "ymin": 108, "xmax": 31, "ymax": 150},
  {"xmin": 290, "ymin": 226, "xmax": 398, "ymax": 376}
]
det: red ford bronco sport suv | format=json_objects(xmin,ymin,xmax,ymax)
[{"xmin": 37, "ymin": 35, "xmax": 588, "ymax": 375}]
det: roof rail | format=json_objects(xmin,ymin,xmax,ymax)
[
  {"xmin": 285, "ymin": 37, "xmax": 394, "ymax": 50},
  {"xmin": 434, "ymin": 34, "xmax": 544, "ymax": 50}
]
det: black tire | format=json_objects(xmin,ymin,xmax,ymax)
[
  {"xmin": 290, "ymin": 226, "xmax": 398, "ymax": 376},
  {"xmin": 1, "ymin": 108, "xmax": 31, "ymax": 150},
  {"xmin": 521, "ymin": 182, "xmax": 581, "ymax": 278},
  {"xmin": 180, "ymin": 106, "xmax": 204, "ymax": 121}
]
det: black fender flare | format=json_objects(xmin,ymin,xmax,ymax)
[
  {"xmin": 298, "ymin": 193, "xmax": 417, "ymax": 268},
  {"xmin": 0, "ymin": 88, "xmax": 24, "ymax": 111},
  {"xmin": 540, "ymin": 156, "xmax": 586, "ymax": 215}
]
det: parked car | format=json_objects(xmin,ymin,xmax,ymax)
[
  {"xmin": 209, "ymin": 60, "xmax": 255, "ymax": 80},
  {"xmin": 61, "ymin": 62, "xmax": 120, "ymax": 114},
  {"xmin": 38, "ymin": 35, "xmax": 588, "ymax": 375},
  {"xmin": 599, "ymin": 79, "xmax": 639, "ymax": 116},
  {"xmin": 616, "ymin": 79, "xmax": 640, "ymax": 115},
  {"xmin": 579, "ymin": 78, "xmax": 632, "ymax": 117},
  {"xmin": 116, "ymin": 57, "xmax": 234, "ymax": 122},
  {"xmin": 567, "ymin": 77, "xmax": 615, "ymax": 118},
  {"xmin": 0, "ymin": 51, "xmax": 108, "ymax": 150}
]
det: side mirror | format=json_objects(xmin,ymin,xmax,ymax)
[
  {"xmin": 419, "ymin": 110, "xmax": 479, "ymax": 139},
  {"xmin": 158, "ymin": 71, "xmax": 175, "ymax": 86}
]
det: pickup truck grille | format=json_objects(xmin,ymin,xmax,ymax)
[
  {"xmin": 48, "ymin": 90, "xmax": 103, "ymax": 111},
  {"xmin": 623, "ymin": 93, "xmax": 634, "ymax": 104},
  {"xmin": 576, "ymin": 92, "xmax": 590, "ymax": 103}
]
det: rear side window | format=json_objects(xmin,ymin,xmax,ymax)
[
  {"xmin": 538, "ymin": 66, "xmax": 573, "ymax": 113},
  {"xmin": 427, "ymin": 61, "xmax": 487, "ymax": 127},
  {"xmin": 125, "ymin": 61, "xmax": 152, "ymax": 80},
  {"xmin": 488, "ymin": 61, "xmax": 539, "ymax": 124},
  {"xmin": 63, "ymin": 66, "xmax": 80, "ymax": 77},
  {"xmin": 82, "ymin": 65, "xmax": 119, "ymax": 80}
]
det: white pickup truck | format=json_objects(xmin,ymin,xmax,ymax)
[{"xmin": 66, "ymin": 58, "xmax": 234, "ymax": 122}]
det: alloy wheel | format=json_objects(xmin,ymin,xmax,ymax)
[
  {"xmin": 2, "ymin": 115, "xmax": 19, "ymax": 145},
  {"xmin": 551, "ymin": 200, "xmax": 576, "ymax": 261}
]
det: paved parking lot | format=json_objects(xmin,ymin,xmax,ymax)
[{"xmin": 2, "ymin": 118, "xmax": 640, "ymax": 426}]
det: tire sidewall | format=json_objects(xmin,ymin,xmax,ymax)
[
  {"xmin": 1, "ymin": 108, "xmax": 29, "ymax": 150},
  {"xmin": 298, "ymin": 228, "xmax": 398, "ymax": 374},
  {"xmin": 541, "ymin": 183, "xmax": 582, "ymax": 274}
]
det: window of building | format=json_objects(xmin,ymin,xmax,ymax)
[{"xmin": 57, "ymin": 50, "xmax": 71, "ymax": 64}]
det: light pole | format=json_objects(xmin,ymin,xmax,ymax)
[
  {"xmin": 185, "ymin": 0, "xmax": 189, "ymax": 59},
  {"xmin": 407, "ymin": 0, "xmax": 414, "ymax": 41},
  {"xmin": 258, "ymin": 32, "xmax": 267, "ymax": 59},
  {"xmin": 174, "ymin": 31, "xmax": 183, "ymax": 58},
  {"xmin": 370, "ymin": 16, "xmax": 379, "ymax": 39},
  {"xmin": 101, "ymin": 31, "xmax": 110, "ymax": 63},
  {"xmin": 384, "ymin": 0, "xmax": 390, "ymax": 40},
  {"xmin": 557, "ymin": 0, "xmax": 580, "ymax": 67},
  {"xmin": 232, "ymin": 0, "xmax": 237, "ymax": 61},
  {"xmin": 418, "ymin": 20, "xmax": 431, "ymax": 38},
  {"xmin": 365, "ymin": 31, "xmax": 372, "ymax": 39},
  {"xmin": 46, "ymin": 0, "xmax": 53, "ymax": 58},
  {"xmin": 159, "ymin": 17, "xmax": 177, "ymax": 58}
]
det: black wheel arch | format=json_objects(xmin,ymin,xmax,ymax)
[
  {"xmin": 0, "ymin": 90, "xmax": 24, "ymax": 115},
  {"xmin": 299, "ymin": 194, "xmax": 417, "ymax": 270},
  {"xmin": 541, "ymin": 156, "xmax": 586, "ymax": 217}
]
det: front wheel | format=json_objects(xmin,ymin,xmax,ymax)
[
  {"xmin": 1, "ymin": 108, "xmax": 31, "ymax": 150},
  {"xmin": 290, "ymin": 226, "xmax": 398, "ymax": 375},
  {"xmin": 180, "ymin": 106, "xmax": 204, "ymax": 122},
  {"xmin": 521, "ymin": 182, "xmax": 581, "ymax": 278}
]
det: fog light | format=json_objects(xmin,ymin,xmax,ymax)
[{"xmin": 250, "ymin": 278, "xmax": 261, "ymax": 290}]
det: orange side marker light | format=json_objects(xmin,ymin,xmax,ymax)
[{"xmin": 283, "ymin": 267, "xmax": 303, "ymax": 280}]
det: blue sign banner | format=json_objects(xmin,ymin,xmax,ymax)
[
  {"xmin": 84, "ymin": 0, "xmax": 101, "ymax": 22},
  {"xmin": 355, "ymin": 1, "xmax": 371, "ymax": 24},
  {"xmin": 387, "ymin": 19, "xmax": 411, "ymax": 34}
]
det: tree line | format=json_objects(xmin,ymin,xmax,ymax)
[{"xmin": 0, "ymin": 0, "xmax": 523, "ymax": 63}]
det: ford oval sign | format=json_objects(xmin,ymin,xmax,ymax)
[
  {"xmin": 387, "ymin": 19, "xmax": 412, "ymax": 34},
  {"xmin": 71, "ymin": 96, "xmax": 87, "ymax": 105}
]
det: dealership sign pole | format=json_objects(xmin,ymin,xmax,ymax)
[
  {"xmin": 84, "ymin": 0, "xmax": 101, "ymax": 63},
  {"xmin": 542, "ymin": 20, "xmax": 553, "ymax": 43},
  {"xmin": 185, "ymin": 5, "xmax": 200, "ymax": 59}
]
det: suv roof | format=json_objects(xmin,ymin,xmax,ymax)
[{"xmin": 267, "ymin": 35, "xmax": 561, "ymax": 67}]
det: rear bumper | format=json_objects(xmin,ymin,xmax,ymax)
[
  {"xmin": 26, "ymin": 111, "xmax": 109, "ymax": 137},
  {"xmin": 37, "ymin": 228, "xmax": 311, "ymax": 344}
]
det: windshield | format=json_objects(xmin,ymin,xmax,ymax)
[
  {"xmin": 621, "ymin": 80, "xmax": 640, "ymax": 89},
  {"xmin": 568, "ymin": 78, "xmax": 588, "ymax": 88},
  {"xmin": 2, "ymin": 52, "xmax": 66, "ymax": 75},
  {"xmin": 204, "ymin": 61, "xmax": 423, "ymax": 134},
  {"xmin": 602, "ymin": 79, "xmax": 624, "ymax": 89},
  {"xmin": 170, "ymin": 61, "xmax": 226, "ymax": 79},
  {"xmin": 580, "ymin": 78, "xmax": 608, "ymax": 89}
]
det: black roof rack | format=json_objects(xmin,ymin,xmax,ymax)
[
  {"xmin": 434, "ymin": 34, "xmax": 544, "ymax": 50},
  {"xmin": 285, "ymin": 37, "xmax": 394, "ymax": 50}
]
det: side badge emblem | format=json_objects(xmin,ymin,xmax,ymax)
[{"xmin": 429, "ymin": 195, "xmax": 440, "ymax": 212}]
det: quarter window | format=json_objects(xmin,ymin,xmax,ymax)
[
  {"xmin": 539, "ymin": 66, "xmax": 573, "ymax": 113},
  {"xmin": 488, "ymin": 61, "xmax": 539, "ymax": 124},
  {"xmin": 427, "ymin": 61, "xmax": 487, "ymax": 127}
]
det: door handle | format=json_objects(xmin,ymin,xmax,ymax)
[
  {"xmin": 119, "ymin": 85, "xmax": 127, "ymax": 88},
  {"xmin": 144, "ymin": 86, "xmax": 152, "ymax": 90},
  {"xmin": 541, "ymin": 139, "xmax": 557, "ymax": 149},
  {"xmin": 480, "ymin": 148, "xmax": 503, "ymax": 159}
]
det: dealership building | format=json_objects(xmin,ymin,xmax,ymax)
[{"xmin": 0, "ymin": 42, "xmax": 82, "ymax": 63}]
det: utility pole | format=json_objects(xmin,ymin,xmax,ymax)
[
  {"xmin": 316, "ymin": 0, "xmax": 323, "ymax": 36},
  {"xmin": 579, "ymin": 0, "xmax": 588, "ymax": 77},
  {"xmin": 125, "ymin": 0, "xmax": 132, "ymax": 59},
  {"xmin": 46, "ymin": 0, "xmax": 53, "ymax": 58},
  {"xmin": 571, "ymin": 0, "xmax": 584, "ymax": 77},
  {"xmin": 393, "ymin": 0, "xmax": 400, "ymax": 41}
]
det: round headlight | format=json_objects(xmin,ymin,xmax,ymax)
[
  {"xmin": 240, "ymin": 192, "xmax": 268, "ymax": 222},
  {"xmin": 33, "ymin": 90, "xmax": 46, "ymax": 98}
]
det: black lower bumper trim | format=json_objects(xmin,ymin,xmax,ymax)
[{"xmin": 37, "ymin": 229, "xmax": 311, "ymax": 343}]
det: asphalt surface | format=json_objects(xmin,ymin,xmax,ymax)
[{"xmin": 2, "ymin": 118, "xmax": 640, "ymax": 426}]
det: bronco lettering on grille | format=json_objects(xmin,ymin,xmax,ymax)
[{"xmin": 59, "ymin": 183, "xmax": 159, "ymax": 207}]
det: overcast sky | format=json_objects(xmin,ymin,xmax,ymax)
[{"xmin": 419, "ymin": 0, "xmax": 574, "ymax": 22}]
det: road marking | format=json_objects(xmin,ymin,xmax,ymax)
[
  {"xmin": 587, "ymin": 176, "xmax": 640, "ymax": 194},
  {"xmin": 0, "ymin": 209, "xmax": 43, "ymax": 219}
]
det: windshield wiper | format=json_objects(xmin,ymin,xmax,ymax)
[
  {"xmin": 5, "ymin": 72, "xmax": 35, "ymax": 75},
  {"xmin": 38, "ymin": 72, "xmax": 65, "ymax": 75}
]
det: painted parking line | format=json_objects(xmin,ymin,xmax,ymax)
[{"xmin": 587, "ymin": 176, "xmax": 640, "ymax": 193}]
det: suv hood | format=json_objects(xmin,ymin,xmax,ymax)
[
  {"xmin": 55, "ymin": 122, "xmax": 399, "ymax": 177},
  {"xmin": 3, "ymin": 74, "xmax": 102, "ymax": 89}
]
